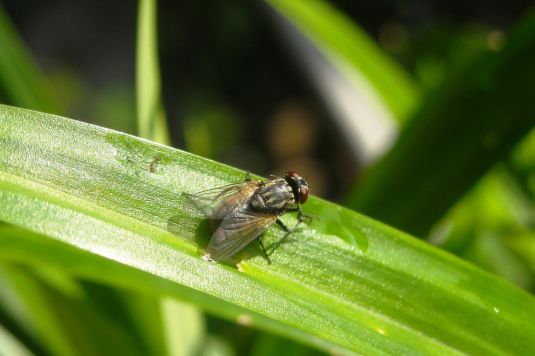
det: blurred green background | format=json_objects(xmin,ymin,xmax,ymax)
[{"xmin": 1, "ymin": 0, "xmax": 535, "ymax": 355}]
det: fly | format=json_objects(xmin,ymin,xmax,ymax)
[{"xmin": 186, "ymin": 171, "xmax": 310, "ymax": 263}]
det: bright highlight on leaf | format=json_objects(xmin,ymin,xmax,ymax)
[{"xmin": 267, "ymin": 0, "xmax": 418, "ymax": 123}]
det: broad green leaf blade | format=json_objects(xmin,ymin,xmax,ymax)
[
  {"xmin": 1, "ymin": 105, "xmax": 535, "ymax": 355},
  {"xmin": 0, "ymin": 6, "xmax": 61, "ymax": 114},
  {"xmin": 136, "ymin": 0, "xmax": 169, "ymax": 144},
  {"xmin": 267, "ymin": 0, "xmax": 418, "ymax": 122},
  {"xmin": 347, "ymin": 11, "xmax": 535, "ymax": 236}
]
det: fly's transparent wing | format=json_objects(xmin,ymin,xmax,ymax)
[
  {"xmin": 205, "ymin": 208, "xmax": 278, "ymax": 261},
  {"xmin": 184, "ymin": 181, "xmax": 259, "ymax": 219}
]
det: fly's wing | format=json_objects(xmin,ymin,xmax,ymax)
[
  {"xmin": 205, "ymin": 208, "xmax": 278, "ymax": 261},
  {"xmin": 184, "ymin": 181, "xmax": 259, "ymax": 219}
]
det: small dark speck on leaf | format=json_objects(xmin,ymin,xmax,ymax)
[{"xmin": 149, "ymin": 155, "xmax": 161, "ymax": 173}]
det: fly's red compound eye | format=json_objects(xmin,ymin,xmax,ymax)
[
  {"xmin": 286, "ymin": 171, "xmax": 300, "ymax": 180},
  {"xmin": 299, "ymin": 185, "xmax": 308, "ymax": 204},
  {"xmin": 285, "ymin": 171, "xmax": 308, "ymax": 204}
]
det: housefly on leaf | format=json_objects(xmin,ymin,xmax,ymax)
[{"xmin": 185, "ymin": 171, "xmax": 310, "ymax": 263}]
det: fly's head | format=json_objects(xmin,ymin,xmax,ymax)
[{"xmin": 284, "ymin": 171, "xmax": 308, "ymax": 205}]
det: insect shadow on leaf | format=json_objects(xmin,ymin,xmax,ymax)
[
  {"xmin": 166, "ymin": 194, "xmax": 212, "ymax": 248},
  {"xmin": 173, "ymin": 171, "xmax": 312, "ymax": 264}
]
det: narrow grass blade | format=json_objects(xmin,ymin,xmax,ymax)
[{"xmin": 136, "ymin": 0, "xmax": 169, "ymax": 144}]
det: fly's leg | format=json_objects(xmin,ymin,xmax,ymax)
[
  {"xmin": 286, "ymin": 205, "xmax": 314, "ymax": 228},
  {"xmin": 271, "ymin": 218, "xmax": 297, "ymax": 256},
  {"xmin": 257, "ymin": 235, "xmax": 271, "ymax": 264},
  {"xmin": 297, "ymin": 205, "xmax": 314, "ymax": 224},
  {"xmin": 276, "ymin": 218, "xmax": 293, "ymax": 233},
  {"xmin": 280, "ymin": 215, "xmax": 305, "ymax": 232}
]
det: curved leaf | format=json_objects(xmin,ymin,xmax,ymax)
[
  {"xmin": 267, "ymin": 0, "xmax": 418, "ymax": 122},
  {"xmin": 1, "ymin": 105, "xmax": 535, "ymax": 355},
  {"xmin": 347, "ymin": 10, "xmax": 535, "ymax": 236}
]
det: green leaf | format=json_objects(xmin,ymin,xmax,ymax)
[
  {"xmin": 0, "ymin": 224, "xmax": 158, "ymax": 356},
  {"xmin": 347, "ymin": 11, "xmax": 535, "ymax": 236},
  {"xmin": 0, "ymin": 218, "xmax": 321, "ymax": 354},
  {"xmin": 77, "ymin": 282, "xmax": 168, "ymax": 356},
  {"xmin": 0, "ymin": 262, "xmax": 145, "ymax": 356},
  {"xmin": 136, "ymin": 0, "xmax": 169, "ymax": 144},
  {"xmin": 0, "ymin": 5, "xmax": 61, "ymax": 114},
  {"xmin": 1, "ymin": 105, "xmax": 535, "ymax": 355},
  {"xmin": 267, "ymin": 0, "xmax": 418, "ymax": 122},
  {"xmin": 0, "ymin": 265, "xmax": 77, "ymax": 356},
  {"xmin": 507, "ymin": 233, "xmax": 535, "ymax": 276},
  {"xmin": 249, "ymin": 333, "xmax": 322, "ymax": 356},
  {"xmin": 428, "ymin": 167, "xmax": 535, "ymax": 289}
]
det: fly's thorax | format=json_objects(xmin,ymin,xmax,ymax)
[{"xmin": 250, "ymin": 178, "xmax": 295, "ymax": 211}]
